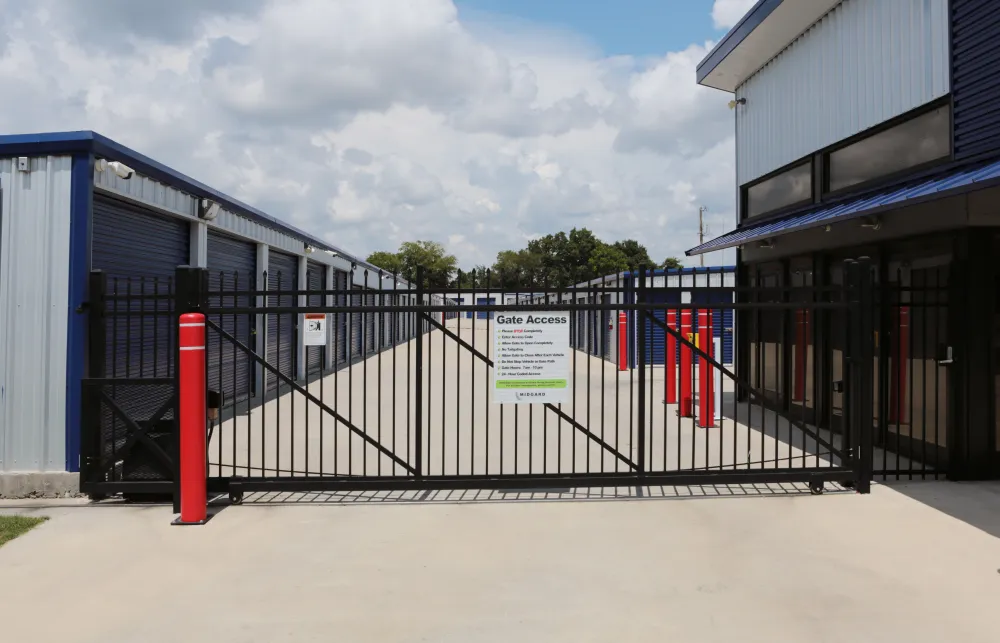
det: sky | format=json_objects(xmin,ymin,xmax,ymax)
[{"xmin": 0, "ymin": 0, "xmax": 758, "ymax": 268}]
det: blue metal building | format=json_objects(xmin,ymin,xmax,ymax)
[{"xmin": 0, "ymin": 131, "xmax": 409, "ymax": 494}]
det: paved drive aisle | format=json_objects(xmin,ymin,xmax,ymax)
[{"xmin": 2, "ymin": 482, "xmax": 999, "ymax": 643}]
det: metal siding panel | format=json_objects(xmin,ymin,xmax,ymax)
[
  {"xmin": 736, "ymin": 0, "xmax": 950, "ymax": 185},
  {"xmin": 266, "ymin": 250, "xmax": 298, "ymax": 390},
  {"xmin": 952, "ymin": 0, "xmax": 1000, "ymax": 161},
  {"xmin": 0, "ymin": 156, "xmax": 73, "ymax": 472},
  {"xmin": 206, "ymin": 231, "xmax": 257, "ymax": 405}
]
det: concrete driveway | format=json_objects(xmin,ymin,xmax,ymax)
[{"xmin": 2, "ymin": 481, "xmax": 999, "ymax": 643}]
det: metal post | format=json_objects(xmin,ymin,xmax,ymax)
[
  {"xmin": 855, "ymin": 258, "xmax": 875, "ymax": 493},
  {"xmin": 618, "ymin": 312, "xmax": 628, "ymax": 371},
  {"xmin": 173, "ymin": 312, "xmax": 209, "ymax": 525},
  {"xmin": 80, "ymin": 271, "xmax": 107, "ymax": 487},
  {"xmin": 413, "ymin": 266, "xmax": 425, "ymax": 479},
  {"xmin": 636, "ymin": 266, "xmax": 647, "ymax": 475},
  {"xmin": 698, "ymin": 309, "xmax": 714, "ymax": 428},
  {"xmin": 680, "ymin": 309, "xmax": 694, "ymax": 417},
  {"xmin": 665, "ymin": 310, "xmax": 677, "ymax": 403}
]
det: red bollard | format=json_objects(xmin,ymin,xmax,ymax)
[
  {"xmin": 173, "ymin": 312, "xmax": 208, "ymax": 526},
  {"xmin": 665, "ymin": 310, "xmax": 677, "ymax": 403},
  {"xmin": 698, "ymin": 309, "xmax": 714, "ymax": 428},
  {"xmin": 679, "ymin": 309, "xmax": 693, "ymax": 417},
  {"xmin": 618, "ymin": 312, "xmax": 628, "ymax": 371}
]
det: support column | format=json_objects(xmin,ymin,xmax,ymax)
[{"xmin": 190, "ymin": 221, "xmax": 208, "ymax": 268}]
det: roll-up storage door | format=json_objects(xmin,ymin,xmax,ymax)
[
  {"xmin": 332, "ymin": 270, "xmax": 349, "ymax": 365},
  {"xmin": 364, "ymin": 290, "xmax": 376, "ymax": 353},
  {"xmin": 92, "ymin": 195, "xmax": 190, "ymax": 379},
  {"xmin": 266, "ymin": 251, "xmax": 298, "ymax": 390},
  {"xmin": 351, "ymin": 286, "xmax": 363, "ymax": 359},
  {"xmin": 642, "ymin": 290, "xmax": 680, "ymax": 365},
  {"xmin": 206, "ymin": 231, "xmax": 257, "ymax": 405},
  {"xmin": 306, "ymin": 262, "xmax": 325, "ymax": 374}
]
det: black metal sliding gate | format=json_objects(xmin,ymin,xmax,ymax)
[{"xmin": 79, "ymin": 261, "xmax": 878, "ymax": 500}]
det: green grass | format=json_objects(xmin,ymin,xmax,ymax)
[{"xmin": 0, "ymin": 515, "xmax": 48, "ymax": 547}]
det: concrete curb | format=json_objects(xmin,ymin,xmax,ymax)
[{"xmin": 0, "ymin": 473, "xmax": 81, "ymax": 499}]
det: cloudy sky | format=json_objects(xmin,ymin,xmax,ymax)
[{"xmin": 0, "ymin": 0, "xmax": 756, "ymax": 267}]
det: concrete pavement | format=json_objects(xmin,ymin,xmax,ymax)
[{"xmin": 2, "ymin": 482, "xmax": 999, "ymax": 643}]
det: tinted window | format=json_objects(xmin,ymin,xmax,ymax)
[
  {"xmin": 828, "ymin": 106, "xmax": 950, "ymax": 193},
  {"xmin": 746, "ymin": 162, "xmax": 812, "ymax": 219}
]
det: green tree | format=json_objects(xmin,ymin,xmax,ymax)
[
  {"xmin": 397, "ymin": 240, "xmax": 458, "ymax": 288},
  {"xmin": 587, "ymin": 244, "xmax": 629, "ymax": 278},
  {"xmin": 612, "ymin": 239, "xmax": 654, "ymax": 271},
  {"xmin": 365, "ymin": 250, "xmax": 402, "ymax": 275},
  {"xmin": 661, "ymin": 257, "xmax": 684, "ymax": 270}
]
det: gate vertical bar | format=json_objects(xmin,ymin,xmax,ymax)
[
  {"xmin": 856, "ymin": 258, "xmax": 875, "ymax": 493},
  {"xmin": 81, "ymin": 270, "xmax": 107, "ymax": 490},
  {"xmin": 413, "ymin": 266, "xmax": 425, "ymax": 479},
  {"xmin": 636, "ymin": 266, "xmax": 647, "ymax": 476}
]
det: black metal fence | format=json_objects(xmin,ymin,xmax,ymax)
[{"xmin": 80, "ymin": 258, "xmax": 957, "ymax": 500}]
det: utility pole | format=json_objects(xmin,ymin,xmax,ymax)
[{"xmin": 698, "ymin": 206, "xmax": 707, "ymax": 267}]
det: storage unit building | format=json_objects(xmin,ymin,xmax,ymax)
[{"xmin": 0, "ymin": 131, "xmax": 416, "ymax": 494}]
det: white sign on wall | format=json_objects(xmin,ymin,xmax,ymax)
[
  {"xmin": 493, "ymin": 312, "xmax": 570, "ymax": 404},
  {"xmin": 303, "ymin": 313, "xmax": 327, "ymax": 346}
]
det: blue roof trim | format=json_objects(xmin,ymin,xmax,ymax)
[
  {"xmin": 696, "ymin": 0, "xmax": 783, "ymax": 86},
  {"xmin": 0, "ymin": 130, "xmax": 343, "ymax": 255},
  {"xmin": 622, "ymin": 266, "xmax": 736, "ymax": 277},
  {"xmin": 686, "ymin": 157, "xmax": 1000, "ymax": 255}
]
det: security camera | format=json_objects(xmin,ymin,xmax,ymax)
[
  {"xmin": 96, "ymin": 159, "xmax": 135, "ymax": 179},
  {"xmin": 199, "ymin": 199, "xmax": 221, "ymax": 221}
]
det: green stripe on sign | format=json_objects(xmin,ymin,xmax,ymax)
[{"xmin": 495, "ymin": 380, "xmax": 567, "ymax": 389}]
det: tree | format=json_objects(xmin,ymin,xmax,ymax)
[
  {"xmin": 661, "ymin": 257, "xmax": 684, "ymax": 270},
  {"xmin": 365, "ymin": 250, "xmax": 402, "ymax": 275},
  {"xmin": 587, "ymin": 244, "xmax": 629, "ymax": 279},
  {"xmin": 397, "ymin": 240, "xmax": 458, "ymax": 288},
  {"xmin": 612, "ymin": 239, "xmax": 654, "ymax": 271},
  {"xmin": 366, "ymin": 241, "xmax": 458, "ymax": 287}
]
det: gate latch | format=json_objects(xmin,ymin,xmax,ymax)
[
  {"xmin": 832, "ymin": 380, "xmax": 844, "ymax": 393},
  {"xmin": 938, "ymin": 345, "xmax": 954, "ymax": 365}
]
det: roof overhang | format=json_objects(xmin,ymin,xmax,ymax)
[
  {"xmin": 686, "ymin": 157, "xmax": 1000, "ymax": 255},
  {"xmin": 0, "ymin": 130, "xmax": 344, "ymax": 257},
  {"xmin": 697, "ymin": 0, "xmax": 843, "ymax": 92}
]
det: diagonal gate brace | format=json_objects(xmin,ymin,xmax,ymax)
[{"xmin": 422, "ymin": 312, "xmax": 638, "ymax": 471}]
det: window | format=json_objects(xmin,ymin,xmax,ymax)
[
  {"xmin": 827, "ymin": 105, "xmax": 950, "ymax": 193},
  {"xmin": 746, "ymin": 161, "xmax": 812, "ymax": 219}
]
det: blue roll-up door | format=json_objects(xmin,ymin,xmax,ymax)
[
  {"xmin": 305, "ymin": 262, "xmax": 325, "ymax": 374},
  {"xmin": 692, "ymin": 289, "xmax": 735, "ymax": 365},
  {"xmin": 92, "ymin": 195, "xmax": 190, "ymax": 378},
  {"xmin": 476, "ymin": 297, "xmax": 495, "ymax": 320},
  {"xmin": 351, "ymin": 286, "xmax": 363, "ymax": 358},
  {"xmin": 364, "ymin": 290, "xmax": 376, "ymax": 353},
  {"xmin": 333, "ymin": 270, "xmax": 349, "ymax": 364},
  {"xmin": 641, "ymin": 290, "xmax": 681, "ymax": 365},
  {"xmin": 206, "ymin": 231, "xmax": 256, "ymax": 404},
  {"xmin": 266, "ymin": 251, "xmax": 298, "ymax": 390}
]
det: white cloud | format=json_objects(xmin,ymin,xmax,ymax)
[
  {"xmin": 712, "ymin": 0, "xmax": 759, "ymax": 30},
  {"xmin": 0, "ymin": 0, "xmax": 737, "ymax": 268}
]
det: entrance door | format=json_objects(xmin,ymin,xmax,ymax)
[{"xmin": 883, "ymin": 258, "xmax": 950, "ymax": 476}]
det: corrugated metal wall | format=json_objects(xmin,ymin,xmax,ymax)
[
  {"xmin": 952, "ymin": 0, "xmax": 1000, "ymax": 162},
  {"xmin": 0, "ymin": 156, "xmax": 73, "ymax": 472},
  {"xmin": 736, "ymin": 0, "xmax": 950, "ymax": 186}
]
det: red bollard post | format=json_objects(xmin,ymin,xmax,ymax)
[
  {"xmin": 618, "ymin": 312, "xmax": 628, "ymax": 371},
  {"xmin": 665, "ymin": 310, "xmax": 677, "ymax": 403},
  {"xmin": 698, "ymin": 309, "xmax": 714, "ymax": 428},
  {"xmin": 173, "ymin": 312, "xmax": 208, "ymax": 526},
  {"xmin": 679, "ymin": 309, "xmax": 693, "ymax": 417}
]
